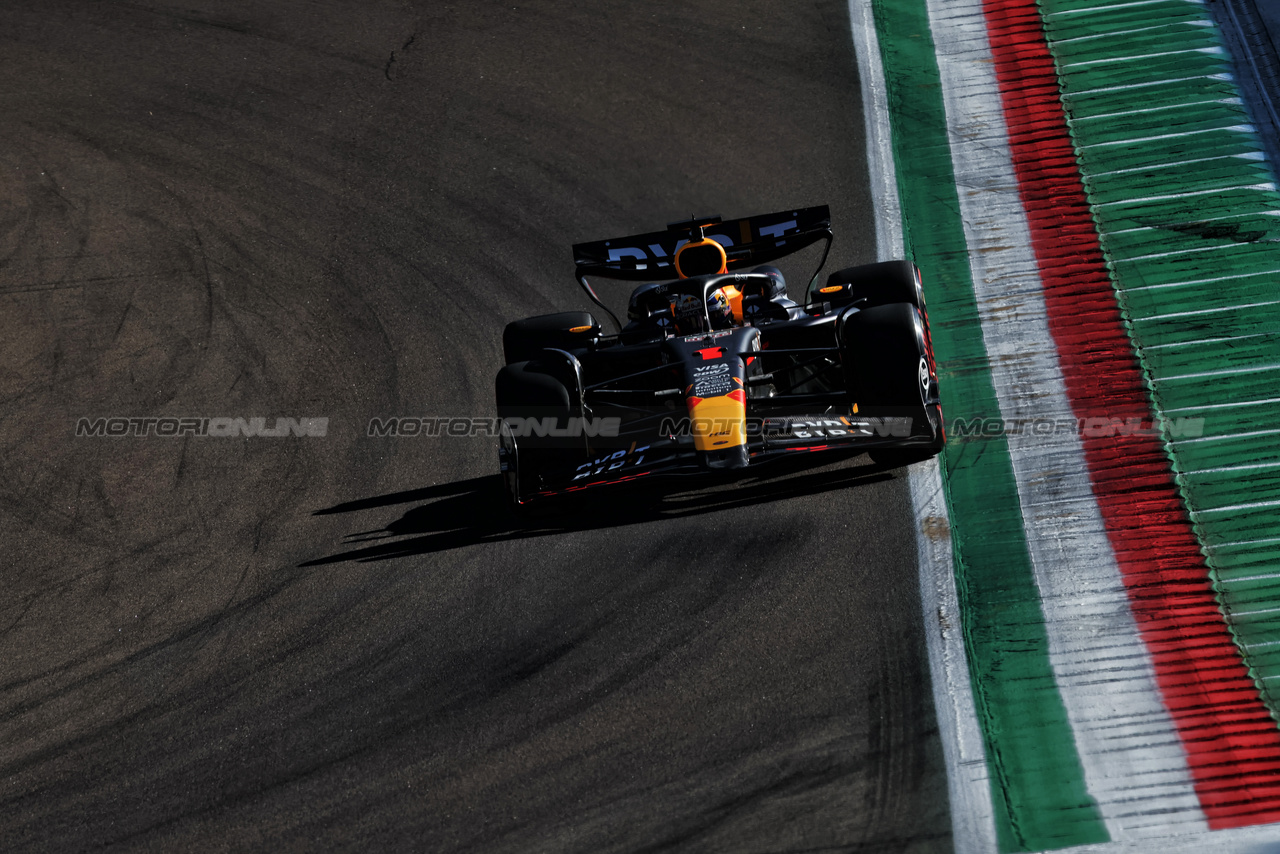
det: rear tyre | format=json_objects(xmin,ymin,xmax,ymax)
[
  {"xmin": 503, "ymin": 311, "xmax": 601, "ymax": 364},
  {"xmin": 817, "ymin": 260, "xmax": 924, "ymax": 312}
]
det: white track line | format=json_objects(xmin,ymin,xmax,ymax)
[{"xmin": 848, "ymin": 3, "xmax": 997, "ymax": 852}]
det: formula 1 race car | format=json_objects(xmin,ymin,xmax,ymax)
[{"xmin": 495, "ymin": 205, "xmax": 943, "ymax": 508}]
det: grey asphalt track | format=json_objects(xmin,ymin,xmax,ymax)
[{"xmin": 0, "ymin": 2, "xmax": 951, "ymax": 851}]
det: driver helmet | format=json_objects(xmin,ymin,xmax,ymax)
[
  {"xmin": 671, "ymin": 288, "xmax": 735, "ymax": 335},
  {"xmin": 706, "ymin": 287, "xmax": 734, "ymax": 329}
]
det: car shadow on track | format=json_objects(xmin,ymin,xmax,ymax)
[{"xmin": 300, "ymin": 453, "xmax": 900, "ymax": 565}]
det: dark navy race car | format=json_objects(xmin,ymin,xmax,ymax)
[{"xmin": 495, "ymin": 205, "xmax": 943, "ymax": 509}]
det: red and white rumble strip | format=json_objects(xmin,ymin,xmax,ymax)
[{"xmin": 852, "ymin": 0, "xmax": 1280, "ymax": 849}]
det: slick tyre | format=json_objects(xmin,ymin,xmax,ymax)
[
  {"xmin": 842, "ymin": 302, "xmax": 943, "ymax": 467},
  {"xmin": 819, "ymin": 260, "xmax": 924, "ymax": 312},
  {"xmin": 843, "ymin": 302, "xmax": 929, "ymax": 407},
  {"xmin": 495, "ymin": 360, "xmax": 577, "ymax": 508}
]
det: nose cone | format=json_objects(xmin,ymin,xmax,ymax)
[{"xmin": 699, "ymin": 445, "xmax": 749, "ymax": 470}]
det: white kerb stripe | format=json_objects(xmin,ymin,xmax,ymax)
[{"xmin": 926, "ymin": 0, "xmax": 1208, "ymax": 841}]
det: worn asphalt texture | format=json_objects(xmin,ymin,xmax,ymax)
[{"xmin": 0, "ymin": 2, "xmax": 950, "ymax": 851}]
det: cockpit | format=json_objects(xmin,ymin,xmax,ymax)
[{"xmin": 621, "ymin": 247, "xmax": 804, "ymax": 343}]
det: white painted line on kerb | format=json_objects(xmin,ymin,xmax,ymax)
[
  {"xmin": 1111, "ymin": 242, "xmax": 1262, "ymax": 262},
  {"xmin": 1063, "ymin": 72, "xmax": 1230, "ymax": 98},
  {"xmin": 1183, "ymin": 461, "xmax": 1280, "ymax": 475},
  {"xmin": 1218, "ymin": 573, "xmax": 1280, "ymax": 587},
  {"xmin": 1163, "ymin": 395, "xmax": 1280, "ymax": 412},
  {"xmin": 1222, "ymin": 603, "xmax": 1280, "ymax": 619},
  {"xmin": 1059, "ymin": 46, "xmax": 1223, "ymax": 70},
  {"xmin": 1125, "ymin": 270, "xmax": 1277, "ymax": 292},
  {"xmin": 1095, "ymin": 182, "xmax": 1275, "ymax": 205},
  {"xmin": 1155, "ymin": 362, "xmax": 1280, "ymax": 382},
  {"xmin": 1130, "ymin": 299, "xmax": 1280, "ymax": 321},
  {"xmin": 1053, "ymin": 21, "xmax": 1212, "ymax": 45},
  {"xmin": 1211, "ymin": 535, "xmax": 1280, "ymax": 548},
  {"xmin": 848, "ymin": 3, "xmax": 996, "ymax": 852},
  {"xmin": 1078, "ymin": 124, "xmax": 1255, "ymax": 149},
  {"xmin": 925, "ymin": 0, "xmax": 1209, "ymax": 842},
  {"xmin": 1044, "ymin": 0, "xmax": 1206, "ymax": 18},
  {"xmin": 1074, "ymin": 98, "xmax": 1242, "ymax": 122},
  {"xmin": 1093, "ymin": 153, "xmax": 1265, "ymax": 179},
  {"xmin": 1148, "ymin": 333, "xmax": 1279, "ymax": 351},
  {"xmin": 1200, "ymin": 499, "xmax": 1280, "ymax": 515},
  {"xmin": 1178, "ymin": 428, "xmax": 1280, "ymax": 444}
]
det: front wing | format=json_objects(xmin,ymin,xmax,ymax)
[{"xmin": 524, "ymin": 406, "xmax": 942, "ymax": 499}]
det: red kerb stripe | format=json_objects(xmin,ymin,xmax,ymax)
[{"xmin": 981, "ymin": 0, "xmax": 1280, "ymax": 828}]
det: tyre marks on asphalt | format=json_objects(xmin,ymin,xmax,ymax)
[{"xmin": 0, "ymin": 1, "xmax": 951, "ymax": 850}]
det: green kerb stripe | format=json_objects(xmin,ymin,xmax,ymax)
[
  {"xmin": 872, "ymin": 1, "xmax": 1109, "ymax": 850},
  {"xmin": 1042, "ymin": 0, "xmax": 1280, "ymax": 718}
]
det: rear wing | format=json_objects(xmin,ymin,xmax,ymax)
[
  {"xmin": 573, "ymin": 205, "xmax": 831, "ymax": 279},
  {"xmin": 572, "ymin": 205, "xmax": 833, "ymax": 329}
]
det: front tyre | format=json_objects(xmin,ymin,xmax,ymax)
[
  {"xmin": 502, "ymin": 312, "xmax": 600, "ymax": 364},
  {"xmin": 842, "ymin": 302, "xmax": 944, "ymax": 467},
  {"xmin": 494, "ymin": 360, "xmax": 576, "ymax": 509},
  {"xmin": 843, "ymin": 302, "xmax": 933, "ymax": 407},
  {"xmin": 498, "ymin": 420, "xmax": 522, "ymax": 507}
]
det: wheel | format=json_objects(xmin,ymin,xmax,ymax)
[
  {"xmin": 495, "ymin": 360, "xmax": 577, "ymax": 507},
  {"xmin": 503, "ymin": 311, "xmax": 600, "ymax": 364},
  {"xmin": 842, "ymin": 302, "xmax": 931, "ymax": 406},
  {"xmin": 815, "ymin": 260, "xmax": 924, "ymax": 312},
  {"xmin": 842, "ymin": 302, "xmax": 944, "ymax": 466},
  {"xmin": 498, "ymin": 419, "xmax": 522, "ymax": 508}
]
